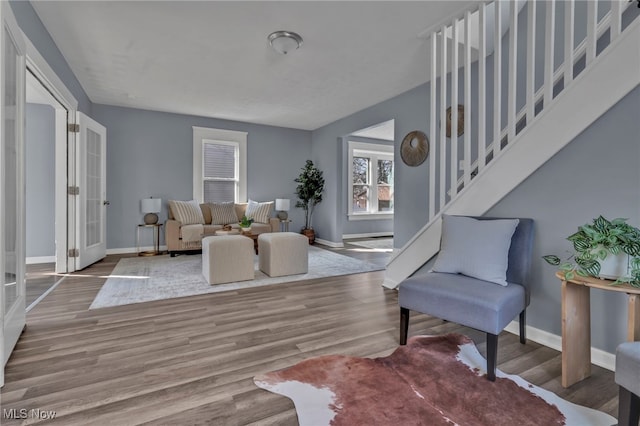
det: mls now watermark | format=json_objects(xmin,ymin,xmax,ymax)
[{"xmin": 3, "ymin": 408, "xmax": 57, "ymax": 420}]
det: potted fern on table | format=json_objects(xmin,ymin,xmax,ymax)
[{"xmin": 543, "ymin": 215, "xmax": 640, "ymax": 287}]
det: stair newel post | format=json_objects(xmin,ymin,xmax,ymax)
[
  {"xmin": 526, "ymin": 0, "xmax": 537, "ymax": 124},
  {"xmin": 544, "ymin": 0, "xmax": 556, "ymax": 107},
  {"xmin": 463, "ymin": 10, "xmax": 472, "ymax": 189},
  {"xmin": 439, "ymin": 24, "xmax": 448, "ymax": 211},
  {"xmin": 429, "ymin": 33, "xmax": 437, "ymax": 220},
  {"xmin": 450, "ymin": 17, "xmax": 459, "ymax": 199},
  {"xmin": 478, "ymin": 3, "xmax": 487, "ymax": 173},
  {"xmin": 611, "ymin": 0, "xmax": 622, "ymax": 39},
  {"xmin": 586, "ymin": 0, "xmax": 597, "ymax": 65},
  {"xmin": 564, "ymin": 0, "xmax": 575, "ymax": 87},
  {"xmin": 508, "ymin": 1, "xmax": 518, "ymax": 144},
  {"xmin": 493, "ymin": 0, "xmax": 503, "ymax": 156}
]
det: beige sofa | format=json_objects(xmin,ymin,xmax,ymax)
[{"xmin": 165, "ymin": 202, "xmax": 279, "ymax": 256}]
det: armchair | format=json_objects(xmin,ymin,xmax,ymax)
[{"xmin": 398, "ymin": 215, "xmax": 534, "ymax": 381}]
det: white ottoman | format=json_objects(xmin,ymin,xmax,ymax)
[
  {"xmin": 202, "ymin": 235, "xmax": 255, "ymax": 285},
  {"xmin": 258, "ymin": 232, "xmax": 308, "ymax": 277}
]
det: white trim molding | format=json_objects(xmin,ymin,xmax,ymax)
[
  {"xmin": 347, "ymin": 140, "xmax": 394, "ymax": 219},
  {"xmin": 26, "ymin": 256, "xmax": 56, "ymax": 265},
  {"xmin": 192, "ymin": 126, "xmax": 247, "ymax": 203},
  {"xmin": 314, "ymin": 238, "xmax": 344, "ymax": 248},
  {"xmin": 504, "ymin": 321, "xmax": 615, "ymax": 372},
  {"xmin": 106, "ymin": 245, "xmax": 168, "ymax": 255},
  {"xmin": 25, "ymin": 36, "xmax": 78, "ymax": 110},
  {"xmin": 343, "ymin": 232, "xmax": 393, "ymax": 240},
  {"xmin": 348, "ymin": 213, "xmax": 393, "ymax": 221}
]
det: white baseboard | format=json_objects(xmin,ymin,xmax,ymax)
[
  {"xmin": 106, "ymin": 245, "xmax": 168, "ymax": 255},
  {"xmin": 26, "ymin": 256, "xmax": 56, "ymax": 265},
  {"xmin": 315, "ymin": 238, "xmax": 344, "ymax": 248},
  {"xmin": 343, "ymin": 232, "xmax": 393, "ymax": 240},
  {"xmin": 504, "ymin": 321, "xmax": 615, "ymax": 371}
]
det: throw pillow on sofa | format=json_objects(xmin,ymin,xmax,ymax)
[
  {"xmin": 168, "ymin": 200, "xmax": 205, "ymax": 225},
  {"xmin": 209, "ymin": 202, "xmax": 239, "ymax": 225},
  {"xmin": 246, "ymin": 200, "xmax": 274, "ymax": 224}
]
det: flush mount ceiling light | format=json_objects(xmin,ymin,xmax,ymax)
[{"xmin": 268, "ymin": 31, "xmax": 303, "ymax": 55}]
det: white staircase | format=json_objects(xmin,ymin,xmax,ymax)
[{"xmin": 384, "ymin": 0, "xmax": 640, "ymax": 289}]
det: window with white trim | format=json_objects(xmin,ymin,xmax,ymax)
[
  {"xmin": 348, "ymin": 141, "xmax": 394, "ymax": 220},
  {"xmin": 193, "ymin": 127, "xmax": 247, "ymax": 203}
]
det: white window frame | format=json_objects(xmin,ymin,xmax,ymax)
[
  {"xmin": 347, "ymin": 141, "xmax": 394, "ymax": 221},
  {"xmin": 193, "ymin": 126, "xmax": 247, "ymax": 203}
]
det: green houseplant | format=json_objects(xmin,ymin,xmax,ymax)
[
  {"xmin": 239, "ymin": 215, "xmax": 253, "ymax": 232},
  {"xmin": 543, "ymin": 216, "xmax": 640, "ymax": 287},
  {"xmin": 294, "ymin": 160, "xmax": 325, "ymax": 244}
]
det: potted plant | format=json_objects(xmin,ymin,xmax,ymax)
[
  {"xmin": 239, "ymin": 215, "xmax": 254, "ymax": 233},
  {"xmin": 294, "ymin": 160, "xmax": 325, "ymax": 244},
  {"xmin": 543, "ymin": 215, "xmax": 640, "ymax": 287}
]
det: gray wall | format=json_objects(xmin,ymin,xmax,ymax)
[
  {"xmin": 10, "ymin": 0, "xmax": 92, "ymax": 114},
  {"xmin": 311, "ymin": 83, "xmax": 431, "ymax": 245},
  {"xmin": 91, "ymin": 104, "xmax": 311, "ymax": 250},
  {"xmin": 25, "ymin": 103, "xmax": 55, "ymax": 257},
  {"xmin": 487, "ymin": 86, "xmax": 640, "ymax": 353}
]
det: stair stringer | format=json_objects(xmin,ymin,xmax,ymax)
[{"xmin": 383, "ymin": 19, "xmax": 640, "ymax": 289}]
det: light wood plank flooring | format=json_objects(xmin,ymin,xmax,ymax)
[
  {"xmin": 25, "ymin": 263, "xmax": 59, "ymax": 309},
  {"xmin": 1, "ymin": 244, "xmax": 618, "ymax": 425}
]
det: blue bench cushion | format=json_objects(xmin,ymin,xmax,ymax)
[
  {"xmin": 399, "ymin": 272, "xmax": 526, "ymax": 335},
  {"xmin": 616, "ymin": 342, "xmax": 640, "ymax": 395}
]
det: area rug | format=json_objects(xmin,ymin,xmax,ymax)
[
  {"xmin": 254, "ymin": 334, "xmax": 616, "ymax": 426},
  {"xmin": 347, "ymin": 238, "xmax": 393, "ymax": 251},
  {"xmin": 90, "ymin": 246, "xmax": 383, "ymax": 309}
]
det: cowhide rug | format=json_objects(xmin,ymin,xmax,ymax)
[{"xmin": 254, "ymin": 334, "xmax": 616, "ymax": 426}]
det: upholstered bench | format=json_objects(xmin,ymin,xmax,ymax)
[
  {"xmin": 258, "ymin": 232, "xmax": 308, "ymax": 277},
  {"xmin": 615, "ymin": 341, "xmax": 640, "ymax": 425},
  {"xmin": 202, "ymin": 235, "xmax": 254, "ymax": 285}
]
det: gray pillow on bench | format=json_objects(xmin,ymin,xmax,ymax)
[{"xmin": 432, "ymin": 215, "xmax": 519, "ymax": 286}]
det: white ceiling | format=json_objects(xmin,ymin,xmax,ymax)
[
  {"xmin": 31, "ymin": 1, "xmax": 479, "ymax": 131},
  {"xmin": 351, "ymin": 119, "xmax": 395, "ymax": 141}
]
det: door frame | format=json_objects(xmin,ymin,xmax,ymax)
[
  {"xmin": 24, "ymin": 36, "xmax": 78, "ymax": 273},
  {"xmin": 1, "ymin": 0, "xmax": 26, "ymax": 386}
]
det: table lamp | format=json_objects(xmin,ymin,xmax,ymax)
[
  {"xmin": 141, "ymin": 197, "xmax": 162, "ymax": 225},
  {"xmin": 275, "ymin": 198, "xmax": 290, "ymax": 220}
]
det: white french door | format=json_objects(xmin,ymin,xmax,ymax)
[
  {"xmin": 1, "ymin": 2, "xmax": 26, "ymax": 386},
  {"xmin": 75, "ymin": 112, "xmax": 107, "ymax": 270}
]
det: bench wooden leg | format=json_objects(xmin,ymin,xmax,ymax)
[
  {"xmin": 519, "ymin": 309, "xmax": 527, "ymax": 344},
  {"xmin": 618, "ymin": 387, "xmax": 640, "ymax": 426},
  {"xmin": 486, "ymin": 333, "xmax": 498, "ymax": 381},
  {"xmin": 400, "ymin": 307, "xmax": 410, "ymax": 345}
]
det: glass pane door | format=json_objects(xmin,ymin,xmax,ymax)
[
  {"xmin": 3, "ymin": 26, "xmax": 18, "ymax": 314},
  {"xmin": 75, "ymin": 112, "xmax": 107, "ymax": 270},
  {"xmin": 1, "ymin": 1, "xmax": 26, "ymax": 381}
]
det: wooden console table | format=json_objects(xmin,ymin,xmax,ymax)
[{"xmin": 557, "ymin": 271, "xmax": 640, "ymax": 388}]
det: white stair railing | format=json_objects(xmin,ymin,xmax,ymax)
[{"xmin": 385, "ymin": 0, "xmax": 636, "ymax": 289}]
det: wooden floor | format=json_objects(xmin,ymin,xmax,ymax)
[
  {"xmin": 25, "ymin": 263, "xmax": 59, "ymax": 309},
  {"xmin": 1, "ymin": 242, "xmax": 618, "ymax": 425}
]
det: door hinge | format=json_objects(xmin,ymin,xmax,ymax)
[
  {"xmin": 68, "ymin": 123, "xmax": 80, "ymax": 133},
  {"xmin": 68, "ymin": 248, "xmax": 79, "ymax": 258},
  {"xmin": 68, "ymin": 186, "xmax": 80, "ymax": 195}
]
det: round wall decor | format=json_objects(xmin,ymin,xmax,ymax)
[
  {"xmin": 445, "ymin": 105, "xmax": 464, "ymax": 138},
  {"xmin": 400, "ymin": 131, "xmax": 429, "ymax": 167}
]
